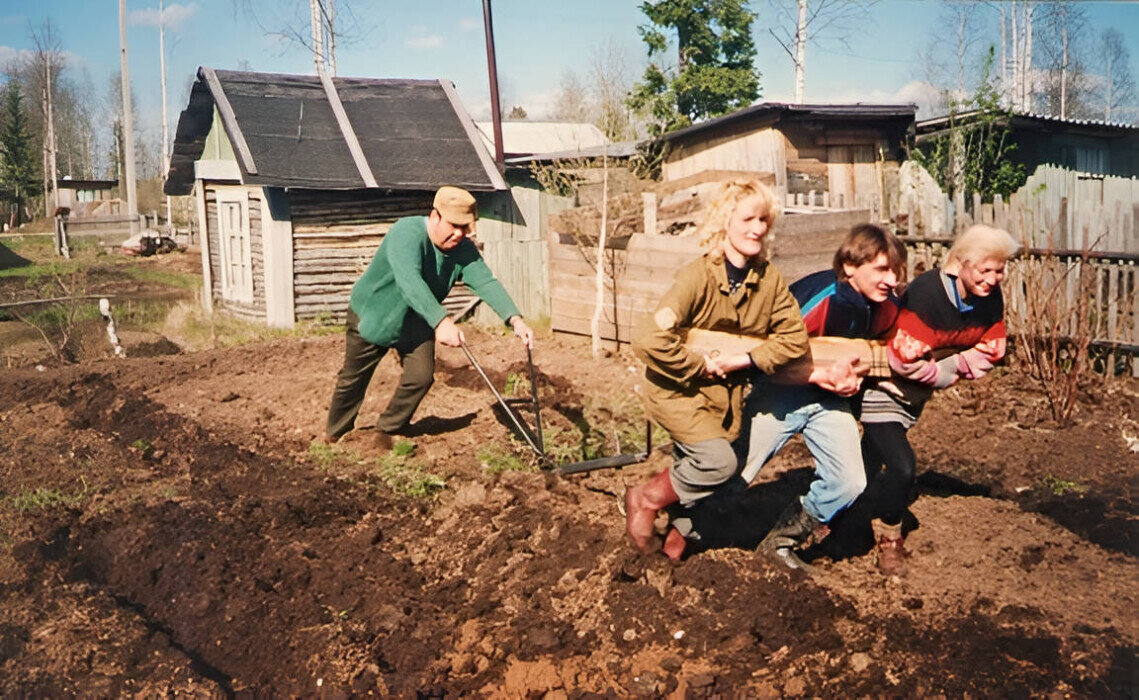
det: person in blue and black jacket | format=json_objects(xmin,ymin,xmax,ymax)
[{"xmin": 742, "ymin": 223, "xmax": 907, "ymax": 569}]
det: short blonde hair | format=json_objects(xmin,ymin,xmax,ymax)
[
  {"xmin": 946, "ymin": 224, "xmax": 1020, "ymax": 270},
  {"xmin": 695, "ymin": 179, "xmax": 780, "ymax": 254}
]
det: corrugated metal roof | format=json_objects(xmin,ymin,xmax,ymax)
[
  {"xmin": 474, "ymin": 120, "xmax": 610, "ymax": 157},
  {"xmin": 916, "ymin": 109, "xmax": 1136, "ymax": 132},
  {"xmin": 504, "ymin": 140, "xmax": 640, "ymax": 164},
  {"xmin": 165, "ymin": 67, "xmax": 505, "ymax": 195},
  {"xmin": 663, "ymin": 101, "xmax": 917, "ymax": 142}
]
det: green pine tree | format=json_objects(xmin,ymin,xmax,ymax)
[
  {"xmin": 628, "ymin": 0, "xmax": 761, "ymax": 133},
  {"xmin": 0, "ymin": 81, "xmax": 42, "ymax": 225}
]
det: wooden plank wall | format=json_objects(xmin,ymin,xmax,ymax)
[
  {"xmin": 663, "ymin": 127, "xmax": 787, "ymax": 190},
  {"xmin": 204, "ymin": 186, "xmax": 266, "ymax": 321},
  {"xmin": 474, "ymin": 187, "xmax": 575, "ymax": 325},
  {"xmin": 548, "ymin": 208, "xmax": 870, "ymax": 343},
  {"xmin": 289, "ymin": 190, "xmax": 433, "ymax": 322}
]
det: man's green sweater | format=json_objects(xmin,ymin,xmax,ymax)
[{"xmin": 349, "ymin": 216, "xmax": 521, "ymax": 347}]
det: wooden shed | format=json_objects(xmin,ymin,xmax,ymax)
[
  {"xmin": 164, "ymin": 67, "xmax": 506, "ymax": 327},
  {"xmin": 661, "ymin": 102, "xmax": 915, "ymax": 208},
  {"xmin": 916, "ymin": 110, "xmax": 1139, "ymax": 179}
]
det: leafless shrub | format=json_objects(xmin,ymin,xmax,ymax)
[
  {"xmin": 1006, "ymin": 247, "xmax": 1121, "ymax": 424},
  {"xmin": 9, "ymin": 270, "xmax": 91, "ymax": 363}
]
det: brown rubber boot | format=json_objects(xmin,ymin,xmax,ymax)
[
  {"xmin": 625, "ymin": 470, "xmax": 679, "ymax": 553},
  {"xmin": 662, "ymin": 527, "xmax": 687, "ymax": 561},
  {"xmin": 871, "ymin": 518, "xmax": 909, "ymax": 575}
]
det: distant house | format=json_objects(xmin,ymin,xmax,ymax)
[
  {"xmin": 164, "ymin": 67, "xmax": 505, "ymax": 327},
  {"xmin": 55, "ymin": 177, "xmax": 116, "ymax": 215},
  {"xmin": 661, "ymin": 102, "xmax": 916, "ymax": 208},
  {"xmin": 915, "ymin": 110, "xmax": 1139, "ymax": 179},
  {"xmin": 474, "ymin": 120, "xmax": 610, "ymax": 159}
]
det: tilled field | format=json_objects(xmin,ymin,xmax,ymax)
[{"xmin": 1, "ymin": 329, "xmax": 1135, "ymax": 695}]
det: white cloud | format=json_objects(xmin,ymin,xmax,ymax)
[
  {"xmin": 516, "ymin": 88, "xmax": 561, "ymax": 120},
  {"xmin": 405, "ymin": 34, "xmax": 444, "ymax": 50},
  {"xmin": 129, "ymin": 3, "xmax": 199, "ymax": 30},
  {"xmin": 459, "ymin": 18, "xmax": 480, "ymax": 32},
  {"xmin": 0, "ymin": 46, "xmax": 32, "ymax": 67}
]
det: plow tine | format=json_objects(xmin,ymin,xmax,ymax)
[
  {"xmin": 557, "ymin": 452, "xmax": 647, "ymax": 475},
  {"xmin": 460, "ymin": 342, "xmax": 547, "ymax": 463}
]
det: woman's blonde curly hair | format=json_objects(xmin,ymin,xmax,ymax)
[{"xmin": 694, "ymin": 179, "xmax": 780, "ymax": 257}]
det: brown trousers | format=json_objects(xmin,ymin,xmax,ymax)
[{"xmin": 326, "ymin": 309, "xmax": 435, "ymax": 440}]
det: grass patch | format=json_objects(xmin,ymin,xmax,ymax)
[
  {"xmin": 122, "ymin": 265, "xmax": 200, "ymax": 290},
  {"xmin": 391, "ymin": 439, "xmax": 416, "ymax": 457},
  {"xmin": 1038, "ymin": 475, "xmax": 1088, "ymax": 497},
  {"xmin": 477, "ymin": 444, "xmax": 534, "ymax": 475},
  {"xmin": 13, "ymin": 299, "xmax": 102, "ymax": 326},
  {"xmin": 172, "ymin": 304, "xmax": 344, "ymax": 351},
  {"xmin": 0, "ymin": 258, "xmax": 88, "ymax": 281},
  {"xmin": 11, "ymin": 484, "xmax": 90, "ymax": 511},
  {"xmin": 375, "ymin": 453, "xmax": 446, "ymax": 498},
  {"xmin": 308, "ymin": 439, "xmax": 350, "ymax": 470},
  {"xmin": 504, "ymin": 372, "xmax": 529, "ymax": 396}
]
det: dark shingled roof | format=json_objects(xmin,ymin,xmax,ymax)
[
  {"xmin": 165, "ymin": 68, "xmax": 505, "ymax": 195},
  {"xmin": 662, "ymin": 102, "xmax": 917, "ymax": 143}
]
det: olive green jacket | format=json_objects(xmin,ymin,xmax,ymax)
[{"xmin": 632, "ymin": 254, "xmax": 809, "ymax": 443}]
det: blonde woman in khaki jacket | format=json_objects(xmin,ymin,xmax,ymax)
[{"xmin": 627, "ymin": 180, "xmax": 809, "ymax": 560}]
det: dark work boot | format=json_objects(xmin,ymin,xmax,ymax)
[
  {"xmin": 759, "ymin": 500, "xmax": 822, "ymax": 571},
  {"xmin": 872, "ymin": 518, "xmax": 909, "ymax": 575},
  {"xmin": 625, "ymin": 470, "xmax": 680, "ymax": 553}
]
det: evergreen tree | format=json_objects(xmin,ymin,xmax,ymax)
[
  {"xmin": 0, "ymin": 81, "xmax": 42, "ymax": 225},
  {"xmin": 628, "ymin": 0, "xmax": 760, "ymax": 133}
]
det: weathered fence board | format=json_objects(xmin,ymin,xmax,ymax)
[
  {"xmin": 548, "ymin": 208, "xmax": 871, "ymax": 343},
  {"xmin": 897, "ymin": 164, "xmax": 1139, "ymax": 254}
]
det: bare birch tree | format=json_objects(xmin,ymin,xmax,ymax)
[
  {"xmin": 1038, "ymin": 1, "xmax": 1090, "ymax": 119},
  {"xmin": 1095, "ymin": 29, "xmax": 1136, "ymax": 122},
  {"xmin": 234, "ymin": 0, "xmax": 366, "ymax": 75},
  {"xmin": 766, "ymin": 0, "xmax": 876, "ymax": 104},
  {"xmin": 1004, "ymin": 1, "xmax": 1036, "ymax": 111},
  {"xmin": 28, "ymin": 21, "xmax": 63, "ymax": 217}
]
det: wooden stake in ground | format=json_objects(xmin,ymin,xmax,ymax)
[
  {"xmin": 99, "ymin": 298, "xmax": 125, "ymax": 358},
  {"xmin": 590, "ymin": 145, "xmax": 609, "ymax": 357}
]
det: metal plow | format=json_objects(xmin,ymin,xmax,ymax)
[{"xmin": 459, "ymin": 342, "xmax": 655, "ymax": 475}]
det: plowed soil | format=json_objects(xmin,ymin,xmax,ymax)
[{"xmin": 1, "ymin": 326, "xmax": 1136, "ymax": 696}]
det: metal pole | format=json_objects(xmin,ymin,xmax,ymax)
[
  {"xmin": 160, "ymin": 0, "xmax": 172, "ymax": 228},
  {"xmin": 481, "ymin": 0, "xmax": 504, "ymax": 171},
  {"xmin": 460, "ymin": 342, "xmax": 546, "ymax": 462},
  {"xmin": 118, "ymin": 0, "xmax": 139, "ymax": 235},
  {"xmin": 526, "ymin": 345, "xmax": 543, "ymax": 453}
]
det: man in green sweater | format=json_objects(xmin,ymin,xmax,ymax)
[{"xmin": 326, "ymin": 186, "xmax": 534, "ymax": 448}]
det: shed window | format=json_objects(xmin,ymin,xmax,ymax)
[{"xmin": 216, "ymin": 189, "xmax": 253, "ymax": 303}]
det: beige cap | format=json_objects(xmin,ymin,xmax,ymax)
[{"xmin": 433, "ymin": 186, "xmax": 478, "ymax": 226}]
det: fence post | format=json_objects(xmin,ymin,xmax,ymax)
[{"xmin": 642, "ymin": 192, "xmax": 657, "ymax": 236}]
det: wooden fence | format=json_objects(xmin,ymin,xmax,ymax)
[
  {"xmin": 548, "ymin": 208, "xmax": 871, "ymax": 343},
  {"xmin": 897, "ymin": 163, "xmax": 1139, "ymax": 253},
  {"xmin": 474, "ymin": 187, "xmax": 574, "ymax": 325}
]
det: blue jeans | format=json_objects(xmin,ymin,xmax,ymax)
[{"xmin": 740, "ymin": 384, "xmax": 866, "ymax": 524}]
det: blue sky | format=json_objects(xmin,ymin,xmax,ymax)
[{"xmin": 1, "ymin": 1, "xmax": 1137, "ymax": 144}]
